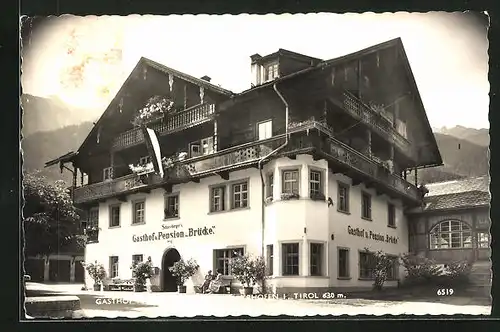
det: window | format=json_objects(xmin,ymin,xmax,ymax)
[
  {"xmin": 88, "ymin": 208, "xmax": 99, "ymax": 227},
  {"xmin": 310, "ymin": 243, "xmax": 324, "ymax": 276},
  {"xmin": 396, "ymin": 119, "xmax": 407, "ymax": 139},
  {"xmin": 190, "ymin": 142, "xmax": 201, "ymax": 158},
  {"xmin": 361, "ymin": 192, "xmax": 372, "ymax": 220},
  {"xmin": 164, "ymin": 194, "xmax": 179, "ymax": 219},
  {"xmin": 214, "ymin": 248, "xmax": 244, "ymax": 275},
  {"xmin": 265, "ymin": 63, "xmax": 279, "ymax": 81},
  {"xmin": 386, "ymin": 256, "xmax": 399, "ymax": 280},
  {"xmin": 257, "ymin": 120, "xmax": 273, "ymax": 140},
  {"xmin": 338, "ymin": 248, "xmax": 350, "ymax": 278},
  {"xmin": 139, "ymin": 156, "xmax": 151, "ymax": 165},
  {"xmin": 478, "ymin": 232, "xmax": 490, "ymax": 249},
  {"xmin": 282, "ymin": 170, "xmax": 299, "ymax": 195},
  {"xmin": 201, "ymin": 137, "xmax": 214, "ymax": 155},
  {"xmin": 109, "ymin": 256, "xmax": 119, "ymax": 278},
  {"xmin": 210, "ymin": 186, "xmax": 226, "ymax": 212},
  {"xmin": 109, "ymin": 205, "xmax": 120, "ymax": 227},
  {"xmin": 282, "ymin": 243, "xmax": 300, "ymax": 276},
  {"xmin": 266, "ymin": 173, "xmax": 274, "ymax": 199},
  {"xmin": 388, "ymin": 203, "xmax": 396, "ymax": 227},
  {"xmin": 231, "ymin": 182, "xmax": 248, "ymax": 209},
  {"xmin": 359, "ymin": 252, "xmax": 376, "ymax": 279},
  {"xmin": 309, "ymin": 170, "xmax": 323, "ymax": 197},
  {"xmin": 190, "ymin": 137, "xmax": 214, "ymax": 158},
  {"xmin": 132, "ymin": 254, "xmax": 143, "ymax": 265},
  {"xmin": 103, "ymin": 167, "xmax": 113, "ymax": 181},
  {"xmin": 266, "ymin": 245, "xmax": 274, "ymax": 276},
  {"xmin": 337, "ymin": 182, "xmax": 350, "ymax": 213},
  {"xmin": 429, "ymin": 220, "xmax": 472, "ymax": 249},
  {"xmin": 132, "ymin": 201, "xmax": 145, "ymax": 224}
]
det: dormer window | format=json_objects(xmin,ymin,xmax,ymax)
[
  {"xmin": 265, "ymin": 63, "xmax": 279, "ymax": 82},
  {"xmin": 103, "ymin": 167, "xmax": 113, "ymax": 181}
]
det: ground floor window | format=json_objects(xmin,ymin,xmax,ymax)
[
  {"xmin": 359, "ymin": 252, "xmax": 376, "ymax": 279},
  {"xmin": 109, "ymin": 256, "xmax": 119, "ymax": 278},
  {"xmin": 386, "ymin": 255, "xmax": 399, "ymax": 280},
  {"xmin": 282, "ymin": 243, "xmax": 299, "ymax": 276},
  {"xmin": 132, "ymin": 254, "xmax": 143, "ymax": 265},
  {"xmin": 429, "ymin": 220, "xmax": 472, "ymax": 249},
  {"xmin": 310, "ymin": 243, "xmax": 324, "ymax": 276},
  {"xmin": 338, "ymin": 248, "xmax": 350, "ymax": 278},
  {"xmin": 266, "ymin": 245, "xmax": 274, "ymax": 276},
  {"xmin": 214, "ymin": 248, "xmax": 244, "ymax": 275},
  {"xmin": 478, "ymin": 232, "xmax": 490, "ymax": 248}
]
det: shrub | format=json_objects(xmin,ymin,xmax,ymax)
[
  {"xmin": 363, "ymin": 249, "xmax": 396, "ymax": 291},
  {"xmin": 169, "ymin": 258, "xmax": 199, "ymax": 286},
  {"xmin": 83, "ymin": 261, "xmax": 106, "ymax": 285},
  {"xmin": 400, "ymin": 253, "xmax": 441, "ymax": 286},
  {"xmin": 230, "ymin": 254, "xmax": 266, "ymax": 288},
  {"xmin": 131, "ymin": 259, "xmax": 154, "ymax": 287}
]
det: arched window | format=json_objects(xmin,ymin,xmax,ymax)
[{"xmin": 429, "ymin": 220, "xmax": 472, "ymax": 249}]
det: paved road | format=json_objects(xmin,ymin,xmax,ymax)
[{"xmin": 25, "ymin": 283, "xmax": 492, "ymax": 318}]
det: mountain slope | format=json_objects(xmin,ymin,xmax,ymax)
[
  {"xmin": 21, "ymin": 94, "xmax": 96, "ymax": 136},
  {"xmin": 21, "ymin": 122, "xmax": 94, "ymax": 184},
  {"xmin": 434, "ymin": 125, "xmax": 489, "ymax": 147}
]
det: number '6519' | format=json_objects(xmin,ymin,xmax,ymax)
[{"xmin": 437, "ymin": 288, "xmax": 454, "ymax": 296}]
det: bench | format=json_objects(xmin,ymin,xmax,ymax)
[
  {"xmin": 195, "ymin": 276, "xmax": 233, "ymax": 294},
  {"xmin": 106, "ymin": 278, "xmax": 135, "ymax": 291}
]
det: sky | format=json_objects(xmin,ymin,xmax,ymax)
[{"xmin": 21, "ymin": 12, "xmax": 490, "ymax": 129}]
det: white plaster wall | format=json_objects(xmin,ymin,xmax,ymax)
[
  {"xmin": 327, "ymin": 171, "xmax": 409, "ymax": 287},
  {"xmin": 85, "ymin": 168, "xmax": 264, "ymax": 289}
]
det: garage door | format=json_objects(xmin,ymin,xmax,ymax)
[
  {"xmin": 75, "ymin": 260, "xmax": 85, "ymax": 282},
  {"xmin": 24, "ymin": 259, "xmax": 45, "ymax": 282},
  {"xmin": 49, "ymin": 260, "xmax": 71, "ymax": 282}
]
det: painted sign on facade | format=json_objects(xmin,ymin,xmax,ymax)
[
  {"xmin": 347, "ymin": 225, "xmax": 399, "ymax": 244},
  {"xmin": 132, "ymin": 223, "xmax": 216, "ymax": 243}
]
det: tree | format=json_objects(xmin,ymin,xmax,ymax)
[{"xmin": 22, "ymin": 172, "xmax": 85, "ymax": 257}]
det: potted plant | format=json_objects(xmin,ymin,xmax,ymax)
[
  {"xmin": 230, "ymin": 254, "xmax": 266, "ymax": 296},
  {"xmin": 281, "ymin": 192, "xmax": 300, "ymax": 200},
  {"xmin": 131, "ymin": 260, "xmax": 154, "ymax": 292},
  {"xmin": 83, "ymin": 261, "xmax": 106, "ymax": 291},
  {"xmin": 169, "ymin": 258, "xmax": 200, "ymax": 293},
  {"xmin": 131, "ymin": 95, "xmax": 174, "ymax": 127}
]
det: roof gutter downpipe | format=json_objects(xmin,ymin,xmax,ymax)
[{"xmin": 258, "ymin": 82, "xmax": 289, "ymax": 294}]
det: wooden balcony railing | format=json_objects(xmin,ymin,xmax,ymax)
[
  {"xmin": 111, "ymin": 103, "xmax": 216, "ymax": 151},
  {"xmin": 74, "ymin": 123, "xmax": 421, "ymax": 204},
  {"xmin": 341, "ymin": 91, "xmax": 411, "ymax": 154}
]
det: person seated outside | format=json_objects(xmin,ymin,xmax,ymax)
[
  {"xmin": 206, "ymin": 269, "xmax": 223, "ymax": 294},
  {"xmin": 201, "ymin": 270, "xmax": 215, "ymax": 294}
]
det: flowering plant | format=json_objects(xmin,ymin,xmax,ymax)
[
  {"xmin": 83, "ymin": 261, "xmax": 106, "ymax": 284},
  {"xmin": 128, "ymin": 162, "xmax": 154, "ymax": 175},
  {"xmin": 230, "ymin": 254, "xmax": 266, "ymax": 287},
  {"xmin": 281, "ymin": 192, "xmax": 300, "ymax": 200},
  {"xmin": 169, "ymin": 258, "xmax": 200, "ymax": 286},
  {"xmin": 131, "ymin": 95, "xmax": 175, "ymax": 127}
]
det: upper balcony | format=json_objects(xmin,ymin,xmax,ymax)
[
  {"xmin": 73, "ymin": 122, "xmax": 422, "ymax": 206},
  {"xmin": 329, "ymin": 90, "xmax": 411, "ymax": 156},
  {"xmin": 111, "ymin": 103, "xmax": 216, "ymax": 151}
]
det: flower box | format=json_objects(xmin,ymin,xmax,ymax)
[
  {"xmin": 310, "ymin": 192, "xmax": 326, "ymax": 201},
  {"xmin": 281, "ymin": 192, "xmax": 300, "ymax": 200}
]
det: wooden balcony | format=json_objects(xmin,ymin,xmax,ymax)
[
  {"xmin": 334, "ymin": 91, "xmax": 411, "ymax": 155},
  {"xmin": 74, "ymin": 123, "xmax": 421, "ymax": 205},
  {"xmin": 111, "ymin": 103, "xmax": 216, "ymax": 151}
]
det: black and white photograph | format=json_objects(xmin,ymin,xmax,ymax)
[{"xmin": 20, "ymin": 12, "xmax": 491, "ymax": 318}]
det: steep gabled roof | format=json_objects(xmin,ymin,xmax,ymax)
[
  {"xmin": 75, "ymin": 57, "xmax": 235, "ymax": 157},
  {"xmin": 226, "ymin": 38, "xmax": 442, "ymax": 167},
  {"xmin": 407, "ymin": 176, "xmax": 491, "ymax": 213}
]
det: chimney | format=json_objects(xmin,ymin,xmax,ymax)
[
  {"xmin": 250, "ymin": 54, "xmax": 262, "ymax": 87},
  {"xmin": 201, "ymin": 75, "xmax": 211, "ymax": 82}
]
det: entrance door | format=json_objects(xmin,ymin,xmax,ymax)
[{"xmin": 161, "ymin": 248, "xmax": 181, "ymax": 292}]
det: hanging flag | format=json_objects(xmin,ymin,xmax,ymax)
[{"xmin": 141, "ymin": 125, "xmax": 164, "ymax": 178}]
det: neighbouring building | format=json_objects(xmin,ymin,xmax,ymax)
[
  {"xmin": 47, "ymin": 38, "xmax": 445, "ymax": 294},
  {"xmin": 407, "ymin": 176, "xmax": 491, "ymax": 290}
]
